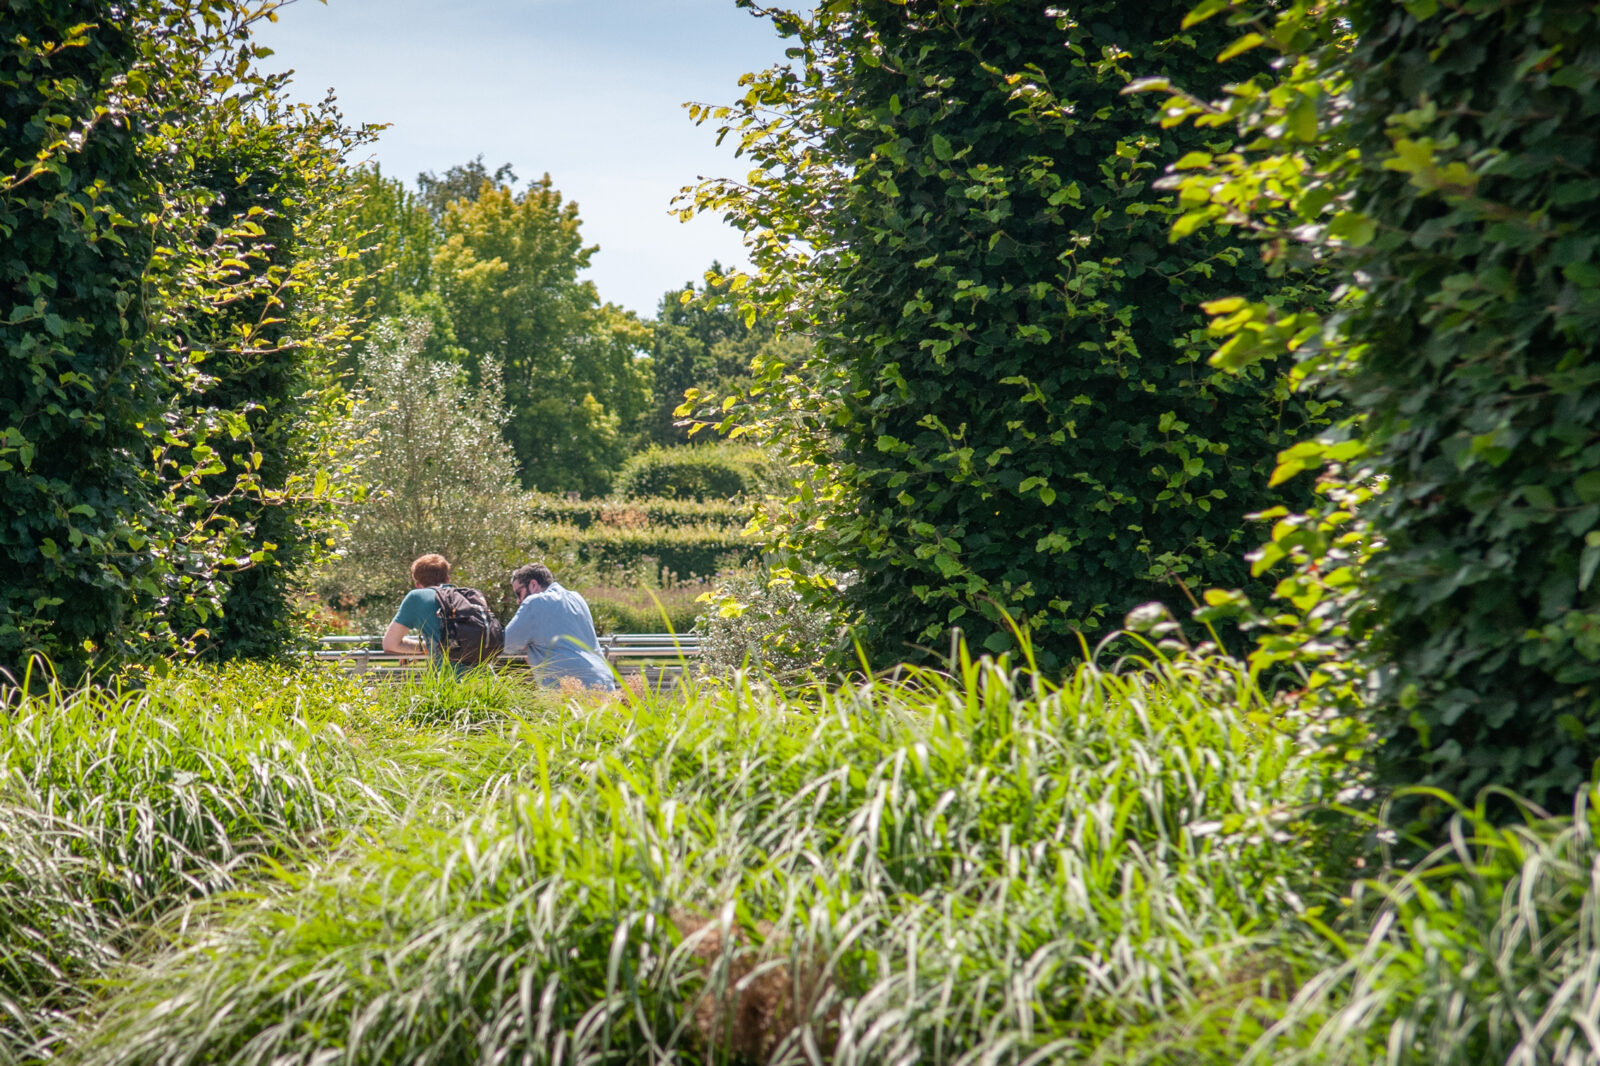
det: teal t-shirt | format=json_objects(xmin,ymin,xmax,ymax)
[{"xmin": 392, "ymin": 586, "xmax": 444, "ymax": 652}]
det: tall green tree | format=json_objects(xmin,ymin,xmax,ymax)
[
  {"xmin": 645, "ymin": 268, "xmax": 800, "ymax": 445},
  {"xmin": 682, "ymin": 0, "xmax": 1318, "ymax": 668},
  {"xmin": 416, "ymin": 155, "xmax": 518, "ymax": 221},
  {"xmin": 432, "ymin": 176, "xmax": 651, "ymax": 495},
  {"xmin": 337, "ymin": 165, "xmax": 436, "ymax": 328}
]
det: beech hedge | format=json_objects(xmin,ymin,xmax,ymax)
[{"xmin": 684, "ymin": 0, "xmax": 1320, "ymax": 669}]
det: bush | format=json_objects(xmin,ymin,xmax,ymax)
[
  {"xmin": 612, "ymin": 443, "xmax": 770, "ymax": 502},
  {"xmin": 315, "ymin": 317, "xmax": 534, "ymax": 623},
  {"xmin": 694, "ymin": 571, "xmax": 849, "ymax": 681},
  {"xmin": 1165, "ymin": 0, "xmax": 1600, "ymax": 819},
  {"xmin": 526, "ymin": 495, "xmax": 747, "ymax": 531},
  {"xmin": 526, "ymin": 521, "xmax": 757, "ymax": 582},
  {"xmin": 0, "ymin": 2, "xmax": 366, "ymax": 673},
  {"xmin": 681, "ymin": 0, "xmax": 1319, "ymax": 671}
]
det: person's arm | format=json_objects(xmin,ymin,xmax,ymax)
[
  {"xmin": 502, "ymin": 597, "xmax": 546, "ymax": 665},
  {"xmin": 382, "ymin": 621, "xmax": 423, "ymax": 659}
]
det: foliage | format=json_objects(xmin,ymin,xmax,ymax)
[
  {"xmin": 526, "ymin": 494, "xmax": 748, "ymax": 532},
  {"xmin": 1161, "ymin": 0, "xmax": 1600, "ymax": 816},
  {"xmin": 585, "ymin": 580, "xmax": 709, "ymax": 635},
  {"xmin": 1236, "ymin": 789, "xmax": 1600, "ymax": 1066},
  {"xmin": 432, "ymin": 176, "xmax": 652, "ymax": 495},
  {"xmin": 679, "ymin": 0, "xmax": 1321, "ymax": 672},
  {"xmin": 0, "ymin": 663, "xmax": 403, "ymax": 1063},
  {"xmin": 315, "ymin": 317, "xmax": 532, "ymax": 622},
  {"xmin": 612, "ymin": 443, "xmax": 771, "ymax": 502},
  {"xmin": 334, "ymin": 165, "xmax": 437, "ymax": 330},
  {"xmin": 0, "ymin": 0, "xmax": 368, "ymax": 675},
  {"xmin": 61, "ymin": 645, "xmax": 1347, "ymax": 1066},
  {"xmin": 415, "ymin": 155, "xmax": 518, "ymax": 222},
  {"xmin": 527, "ymin": 520, "xmax": 759, "ymax": 583},
  {"xmin": 644, "ymin": 267, "xmax": 808, "ymax": 445},
  {"xmin": 694, "ymin": 570, "xmax": 849, "ymax": 682}
]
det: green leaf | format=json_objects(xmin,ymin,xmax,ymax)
[{"xmin": 1216, "ymin": 33, "xmax": 1266, "ymax": 62}]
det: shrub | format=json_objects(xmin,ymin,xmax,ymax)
[
  {"xmin": 681, "ymin": 0, "xmax": 1320, "ymax": 671},
  {"xmin": 315, "ymin": 317, "xmax": 534, "ymax": 623},
  {"xmin": 612, "ymin": 443, "xmax": 770, "ymax": 502},
  {"xmin": 526, "ymin": 521, "xmax": 758, "ymax": 581},
  {"xmin": 694, "ymin": 571, "xmax": 849, "ymax": 681},
  {"xmin": 0, "ymin": 2, "xmax": 367, "ymax": 675},
  {"xmin": 526, "ymin": 494, "xmax": 748, "ymax": 531},
  {"xmin": 1165, "ymin": 0, "xmax": 1600, "ymax": 818}
]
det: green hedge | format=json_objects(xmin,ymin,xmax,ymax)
[
  {"xmin": 612, "ymin": 444, "xmax": 769, "ymax": 502},
  {"xmin": 527, "ymin": 496, "xmax": 747, "ymax": 532},
  {"xmin": 528, "ymin": 523, "xmax": 758, "ymax": 581}
]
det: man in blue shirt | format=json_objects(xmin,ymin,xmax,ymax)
[
  {"xmin": 503, "ymin": 563, "xmax": 618, "ymax": 691},
  {"xmin": 383, "ymin": 552, "xmax": 451, "ymax": 662}
]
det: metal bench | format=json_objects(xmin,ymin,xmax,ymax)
[{"xmin": 311, "ymin": 633, "xmax": 701, "ymax": 677}]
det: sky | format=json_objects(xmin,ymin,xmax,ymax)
[{"xmin": 253, "ymin": 0, "xmax": 793, "ymax": 318}]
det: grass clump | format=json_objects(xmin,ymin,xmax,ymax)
[
  {"xmin": 63, "ymin": 643, "xmax": 1351, "ymax": 1065},
  {"xmin": 0, "ymin": 664, "xmax": 415, "ymax": 1063}
]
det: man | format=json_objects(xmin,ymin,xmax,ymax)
[
  {"xmin": 383, "ymin": 552, "xmax": 452, "ymax": 663},
  {"xmin": 503, "ymin": 562, "xmax": 618, "ymax": 691}
]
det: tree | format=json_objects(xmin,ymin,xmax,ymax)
[
  {"xmin": 432, "ymin": 176, "xmax": 651, "ymax": 495},
  {"xmin": 318, "ymin": 317, "xmax": 531, "ymax": 623},
  {"xmin": 681, "ymin": 0, "xmax": 1318, "ymax": 669},
  {"xmin": 416, "ymin": 155, "xmax": 518, "ymax": 221},
  {"xmin": 645, "ymin": 268, "xmax": 803, "ymax": 446},
  {"xmin": 336, "ymin": 165, "xmax": 436, "ymax": 328}
]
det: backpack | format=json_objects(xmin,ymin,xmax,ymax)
[{"xmin": 433, "ymin": 585, "xmax": 505, "ymax": 666}]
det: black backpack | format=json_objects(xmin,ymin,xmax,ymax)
[{"xmin": 433, "ymin": 585, "xmax": 505, "ymax": 666}]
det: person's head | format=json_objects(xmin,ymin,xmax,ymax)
[
  {"xmin": 510, "ymin": 562, "xmax": 554, "ymax": 600},
  {"xmin": 410, "ymin": 553, "xmax": 451, "ymax": 588}
]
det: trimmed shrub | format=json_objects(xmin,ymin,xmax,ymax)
[
  {"xmin": 526, "ymin": 495, "xmax": 748, "ymax": 532},
  {"xmin": 1333, "ymin": 0, "xmax": 1600, "ymax": 816},
  {"xmin": 526, "ymin": 522, "xmax": 757, "ymax": 582},
  {"xmin": 612, "ymin": 444, "xmax": 769, "ymax": 502},
  {"xmin": 683, "ymin": 0, "xmax": 1318, "ymax": 670}
]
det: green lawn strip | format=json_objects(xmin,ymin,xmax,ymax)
[{"xmin": 62, "ymin": 649, "xmax": 1352, "ymax": 1065}]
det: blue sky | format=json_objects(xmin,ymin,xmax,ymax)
[{"xmin": 254, "ymin": 0, "xmax": 792, "ymax": 317}]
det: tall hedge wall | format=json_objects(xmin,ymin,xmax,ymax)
[
  {"xmin": 689, "ymin": 0, "xmax": 1318, "ymax": 668},
  {"xmin": 1335, "ymin": 0, "xmax": 1600, "ymax": 810}
]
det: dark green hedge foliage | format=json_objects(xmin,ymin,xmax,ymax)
[
  {"xmin": 526, "ymin": 495, "xmax": 747, "ymax": 532},
  {"xmin": 696, "ymin": 0, "xmax": 1316, "ymax": 669},
  {"xmin": 1337, "ymin": 0, "xmax": 1600, "ymax": 812},
  {"xmin": 612, "ymin": 445, "xmax": 769, "ymax": 502},
  {"xmin": 0, "ymin": 3, "xmax": 153, "ymax": 672},
  {"xmin": 529, "ymin": 523, "xmax": 757, "ymax": 581},
  {"xmin": 1, "ymin": 1, "xmax": 364, "ymax": 675}
]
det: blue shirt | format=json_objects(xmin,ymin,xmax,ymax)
[
  {"xmin": 392, "ymin": 587, "xmax": 444, "ymax": 652},
  {"xmin": 502, "ymin": 581, "xmax": 617, "ymax": 690}
]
